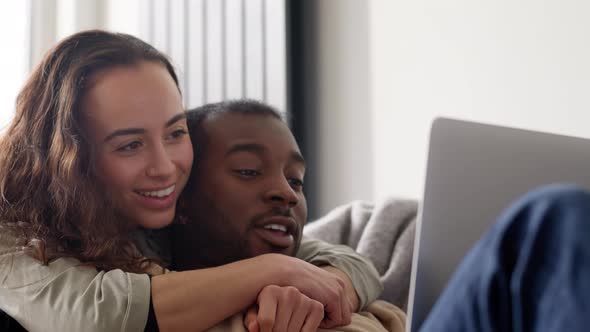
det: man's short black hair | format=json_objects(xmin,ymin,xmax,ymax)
[
  {"xmin": 183, "ymin": 99, "xmax": 286, "ymax": 196},
  {"xmin": 186, "ymin": 99, "xmax": 285, "ymax": 162}
]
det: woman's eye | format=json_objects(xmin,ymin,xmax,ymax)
[
  {"xmin": 235, "ymin": 169, "xmax": 260, "ymax": 177},
  {"xmin": 117, "ymin": 141, "xmax": 142, "ymax": 152},
  {"xmin": 169, "ymin": 129, "xmax": 188, "ymax": 140}
]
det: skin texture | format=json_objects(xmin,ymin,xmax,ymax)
[
  {"xmin": 2, "ymin": 30, "xmax": 366, "ymax": 331},
  {"xmin": 244, "ymin": 285, "xmax": 324, "ymax": 332},
  {"xmin": 175, "ymin": 112, "xmax": 355, "ymax": 331},
  {"xmin": 83, "ymin": 79, "xmax": 352, "ymax": 332},
  {"xmin": 179, "ymin": 112, "xmax": 307, "ymax": 267},
  {"xmin": 83, "ymin": 61, "xmax": 193, "ymax": 230},
  {"xmin": 152, "ymin": 252, "xmax": 351, "ymax": 331}
]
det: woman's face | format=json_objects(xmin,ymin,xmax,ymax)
[{"xmin": 83, "ymin": 61, "xmax": 193, "ymax": 229}]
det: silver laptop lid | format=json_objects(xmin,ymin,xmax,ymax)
[{"xmin": 407, "ymin": 117, "xmax": 590, "ymax": 331}]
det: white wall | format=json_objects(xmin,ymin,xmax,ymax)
[
  {"xmin": 367, "ymin": 0, "xmax": 590, "ymax": 201},
  {"xmin": 311, "ymin": 0, "xmax": 590, "ymax": 214},
  {"xmin": 312, "ymin": 0, "xmax": 374, "ymax": 216}
]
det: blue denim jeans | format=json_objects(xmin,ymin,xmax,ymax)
[{"xmin": 420, "ymin": 184, "xmax": 590, "ymax": 332}]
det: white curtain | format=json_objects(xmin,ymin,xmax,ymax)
[{"xmin": 27, "ymin": 0, "xmax": 286, "ymax": 111}]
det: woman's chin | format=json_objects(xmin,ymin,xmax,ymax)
[{"xmin": 131, "ymin": 210, "xmax": 176, "ymax": 230}]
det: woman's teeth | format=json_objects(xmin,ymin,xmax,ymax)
[{"xmin": 138, "ymin": 185, "xmax": 175, "ymax": 198}]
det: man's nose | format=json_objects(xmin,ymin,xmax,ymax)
[{"xmin": 264, "ymin": 176, "xmax": 299, "ymax": 208}]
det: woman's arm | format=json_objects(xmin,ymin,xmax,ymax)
[
  {"xmin": 151, "ymin": 253, "xmax": 351, "ymax": 331},
  {"xmin": 1, "ymin": 250, "xmax": 350, "ymax": 332}
]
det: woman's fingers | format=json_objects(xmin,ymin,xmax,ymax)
[
  {"xmin": 251, "ymin": 285, "xmax": 326, "ymax": 332},
  {"xmin": 281, "ymin": 258, "xmax": 351, "ymax": 327},
  {"xmin": 326, "ymin": 287, "xmax": 352, "ymax": 329},
  {"xmin": 273, "ymin": 286, "xmax": 300, "ymax": 332},
  {"xmin": 285, "ymin": 301, "xmax": 307, "ymax": 332},
  {"xmin": 244, "ymin": 306, "xmax": 260, "ymax": 332},
  {"xmin": 301, "ymin": 300, "xmax": 325, "ymax": 332},
  {"xmin": 256, "ymin": 289, "xmax": 278, "ymax": 332},
  {"xmin": 288, "ymin": 296, "xmax": 324, "ymax": 332}
]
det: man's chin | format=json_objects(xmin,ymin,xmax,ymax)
[{"xmin": 251, "ymin": 245, "xmax": 295, "ymax": 257}]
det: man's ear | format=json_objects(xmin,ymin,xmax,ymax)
[{"xmin": 175, "ymin": 214, "xmax": 189, "ymax": 225}]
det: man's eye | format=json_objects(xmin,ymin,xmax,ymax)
[
  {"xmin": 117, "ymin": 141, "xmax": 142, "ymax": 152},
  {"xmin": 288, "ymin": 178, "xmax": 304, "ymax": 189},
  {"xmin": 235, "ymin": 169, "xmax": 260, "ymax": 177}
]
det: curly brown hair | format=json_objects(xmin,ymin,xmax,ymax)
[{"xmin": 0, "ymin": 30, "xmax": 180, "ymax": 272}]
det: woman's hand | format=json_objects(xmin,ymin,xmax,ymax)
[
  {"xmin": 272, "ymin": 254, "xmax": 353, "ymax": 328},
  {"xmin": 151, "ymin": 253, "xmax": 352, "ymax": 331},
  {"xmin": 244, "ymin": 285, "xmax": 324, "ymax": 332}
]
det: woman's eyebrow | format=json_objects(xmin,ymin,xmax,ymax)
[
  {"xmin": 103, "ymin": 128, "xmax": 144, "ymax": 142},
  {"xmin": 103, "ymin": 113, "xmax": 187, "ymax": 142},
  {"xmin": 165, "ymin": 113, "xmax": 187, "ymax": 127}
]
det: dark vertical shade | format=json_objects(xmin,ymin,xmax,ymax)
[{"xmin": 286, "ymin": 0, "xmax": 319, "ymax": 219}]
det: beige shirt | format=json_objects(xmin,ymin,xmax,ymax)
[
  {"xmin": 0, "ymin": 247, "xmax": 150, "ymax": 331},
  {"xmin": 0, "ymin": 234, "xmax": 383, "ymax": 332},
  {"xmin": 296, "ymin": 237, "xmax": 383, "ymax": 310}
]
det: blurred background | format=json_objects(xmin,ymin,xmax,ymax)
[{"xmin": 2, "ymin": 0, "xmax": 590, "ymax": 219}]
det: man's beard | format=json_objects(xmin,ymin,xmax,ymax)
[
  {"xmin": 176, "ymin": 193, "xmax": 256, "ymax": 269},
  {"xmin": 173, "ymin": 189, "xmax": 303, "ymax": 270}
]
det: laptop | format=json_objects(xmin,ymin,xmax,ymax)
[{"xmin": 406, "ymin": 117, "xmax": 590, "ymax": 331}]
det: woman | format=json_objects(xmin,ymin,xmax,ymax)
[{"xmin": 0, "ymin": 30, "xmax": 381, "ymax": 332}]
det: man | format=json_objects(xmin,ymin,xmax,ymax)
[{"xmin": 172, "ymin": 100, "xmax": 405, "ymax": 332}]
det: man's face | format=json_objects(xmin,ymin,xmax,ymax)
[{"xmin": 184, "ymin": 112, "xmax": 307, "ymax": 267}]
